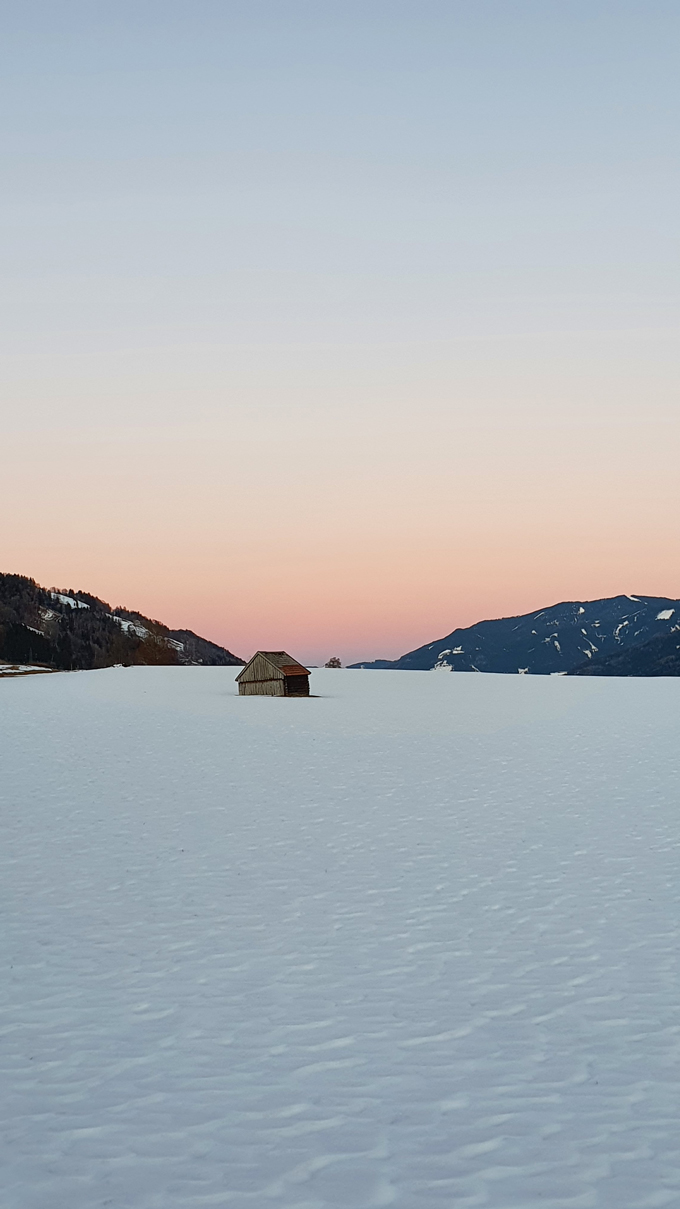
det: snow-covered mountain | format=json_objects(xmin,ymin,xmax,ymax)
[
  {"xmin": 0, "ymin": 573, "xmax": 244, "ymax": 670},
  {"xmin": 350, "ymin": 595, "xmax": 680, "ymax": 675}
]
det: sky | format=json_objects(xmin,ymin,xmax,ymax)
[{"xmin": 1, "ymin": 1, "xmax": 679, "ymax": 665}]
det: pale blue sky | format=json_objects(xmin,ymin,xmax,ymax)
[
  {"xmin": 2, "ymin": 1, "xmax": 678, "ymax": 358},
  {"xmin": 2, "ymin": 3, "xmax": 679, "ymax": 661}
]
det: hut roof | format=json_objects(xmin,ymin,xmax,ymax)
[{"xmin": 236, "ymin": 651, "xmax": 310, "ymax": 680}]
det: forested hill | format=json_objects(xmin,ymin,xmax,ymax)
[
  {"xmin": 349, "ymin": 595, "xmax": 680, "ymax": 675},
  {"xmin": 0, "ymin": 573, "xmax": 244, "ymax": 671},
  {"xmin": 570, "ymin": 628, "xmax": 680, "ymax": 677}
]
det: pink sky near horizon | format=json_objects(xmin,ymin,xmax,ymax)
[
  {"xmin": 4, "ymin": 331, "xmax": 679, "ymax": 666},
  {"xmin": 2, "ymin": 4, "xmax": 679, "ymax": 663},
  {"xmin": 4, "ymin": 531, "xmax": 679, "ymax": 668}
]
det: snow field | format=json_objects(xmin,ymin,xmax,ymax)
[{"xmin": 1, "ymin": 666, "xmax": 680, "ymax": 1208}]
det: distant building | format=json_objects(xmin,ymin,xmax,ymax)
[{"xmin": 236, "ymin": 651, "xmax": 310, "ymax": 697}]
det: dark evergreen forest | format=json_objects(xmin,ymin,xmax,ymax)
[
  {"xmin": 571, "ymin": 629, "xmax": 680, "ymax": 676},
  {"xmin": 0, "ymin": 573, "xmax": 243, "ymax": 670}
]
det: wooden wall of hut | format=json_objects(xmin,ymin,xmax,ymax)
[{"xmin": 239, "ymin": 678, "xmax": 285, "ymax": 696}]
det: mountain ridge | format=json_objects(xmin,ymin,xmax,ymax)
[{"xmin": 349, "ymin": 594, "xmax": 680, "ymax": 676}]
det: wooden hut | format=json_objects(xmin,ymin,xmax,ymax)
[{"xmin": 236, "ymin": 651, "xmax": 311, "ymax": 697}]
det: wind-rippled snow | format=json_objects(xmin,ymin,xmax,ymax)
[{"xmin": 2, "ymin": 666, "xmax": 680, "ymax": 1208}]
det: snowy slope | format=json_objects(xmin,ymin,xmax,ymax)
[
  {"xmin": 2, "ymin": 667, "xmax": 680, "ymax": 1208},
  {"xmin": 350, "ymin": 594, "xmax": 680, "ymax": 674}
]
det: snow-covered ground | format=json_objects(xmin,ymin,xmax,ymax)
[{"xmin": 2, "ymin": 666, "xmax": 680, "ymax": 1209}]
